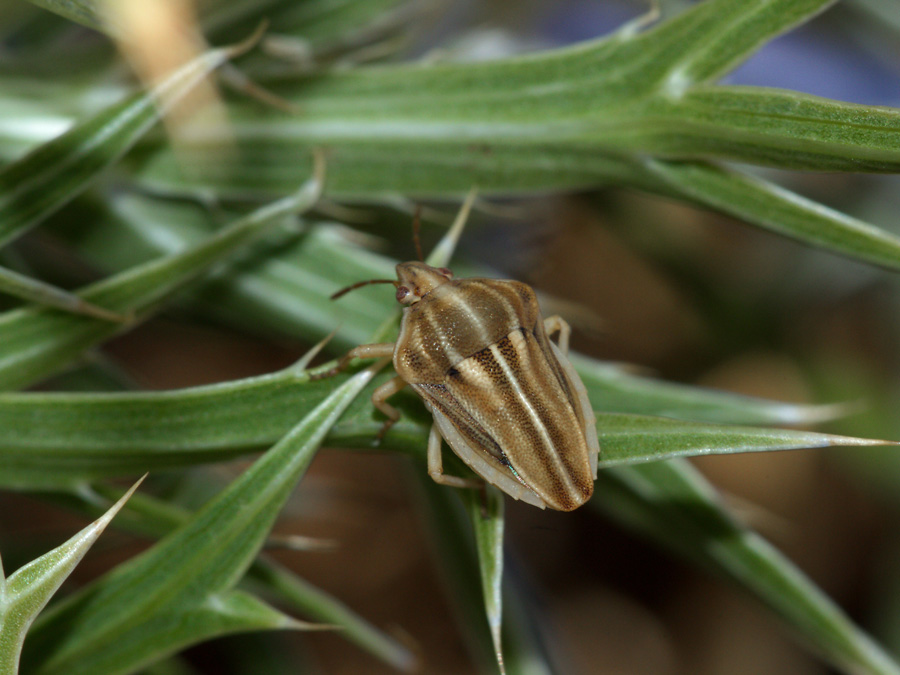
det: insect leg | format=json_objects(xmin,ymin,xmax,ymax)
[
  {"xmin": 371, "ymin": 374, "xmax": 407, "ymax": 443},
  {"xmin": 311, "ymin": 342, "xmax": 395, "ymax": 380},
  {"xmin": 543, "ymin": 315, "xmax": 571, "ymax": 355},
  {"xmin": 427, "ymin": 424, "xmax": 481, "ymax": 489}
]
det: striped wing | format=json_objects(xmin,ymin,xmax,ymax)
[{"xmin": 413, "ymin": 326, "xmax": 595, "ymax": 511}]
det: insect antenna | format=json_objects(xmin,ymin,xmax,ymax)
[
  {"xmin": 330, "ymin": 278, "xmax": 396, "ymax": 300},
  {"xmin": 412, "ymin": 205, "xmax": 424, "ymax": 262}
]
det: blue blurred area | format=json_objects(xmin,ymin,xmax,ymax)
[
  {"xmin": 726, "ymin": 28, "xmax": 900, "ymax": 107},
  {"xmin": 535, "ymin": 0, "xmax": 639, "ymax": 45},
  {"xmin": 537, "ymin": 1, "xmax": 900, "ymax": 107}
]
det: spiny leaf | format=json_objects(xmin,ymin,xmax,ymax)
[
  {"xmin": 463, "ymin": 486, "xmax": 506, "ymax": 675},
  {"xmin": 641, "ymin": 158, "xmax": 900, "ymax": 270},
  {"xmin": 0, "ymin": 40, "xmax": 245, "ymax": 248},
  {"xmin": 411, "ymin": 475, "xmax": 510, "ymax": 674},
  {"xmin": 571, "ymin": 354, "xmax": 847, "ymax": 426},
  {"xmin": 0, "ymin": 348, "xmax": 865, "ymax": 489},
  {"xmin": 127, "ymin": 0, "xmax": 900, "ymax": 275},
  {"xmin": 0, "ymin": 161, "xmax": 322, "ymax": 391},
  {"xmin": 0, "ymin": 476, "xmax": 144, "ymax": 674},
  {"xmin": 658, "ymin": 0, "xmax": 837, "ymax": 84},
  {"xmin": 246, "ymin": 560, "xmax": 417, "ymax": 672},
  {"xmin": 85, "ymin": 478, "xmax": 418, "ymax": 671},
  {"xmin": 0, "ymin": 263, "xmax": 125, "ymax": 321},
  {"xmin": 46, "ymin": 479, "xmax": 418, "ymax": 671},
  {"xmin": 641, "ymin": 88, "xmax": 900, "ymax": 172},
  {"xmin": 595, "ymin": 413, "xmax": 897, "ymax": 467},
  {"xmin": 24, "ymin": 365, "xmax": 377, "ymax": 675}
]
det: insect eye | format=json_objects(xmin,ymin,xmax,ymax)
[{"xmin": 396, "ymin": 286, "xmax": 409, "ymax": 302}]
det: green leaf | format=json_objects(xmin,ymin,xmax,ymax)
[
  {"xmin": 642, "ymin": 86, "xmax": 900, "ymax": 171},
  {"xmin": 24, "ymin": 364, "xmax": 376, "ymax": 674},
  {"xmin": 131, "ymin": 0, "xmax": 900, "ymax": 273},
  {"xmin": 24, "ymin": 0, "xmax": 107, "ymax": 34},
  {"xmin": 0, "ymin": 263, "xmax": 125, "ymax": 321},
  {"xmin": 0, "ymin": 338, "xmax": 871, "ymax": 489},
  {"xmin": 571, "ymin": 354, "xmax": 844, "ymax": 426},
  {"xmin": 124, "ymin": 1, "xmax": 867, "ymax": 193},
  {"xmin": 657, "ymin": 0, "xmax": 837, "ymax": 84},
  {"xmin": 412, "ymin": 474, "xmax": 564, "ymax": 675},
  {"xmin": 55, "ymin": 204, "xmax": 405, "ymax": 350},
  {"xmin": 0, "ymin": 164, "xmax": 322, "ymax": 391},
  {"xmin": 411, "ymin": 475, "xmax": 508, "ymax": 674},
  {"xmin": 0, "ymin": 476, "xmax": 143, "ymax": 674},
  {"xmin": 463, "ymin": 486, "xmax": 506, "ymax": 675},
  {"xmin": 246, "ymin": 560, "xmax": 417, "ymax": 672},
  {"xmin": 51, "ymin": 481, "xmax": 417, "ymax": 671},
  {"xmin": 201, "ymin": 0, "xmax": 419, "ymax": 50},
  {"xmin": 595, "ymin": 413, "xmax": 896, "ymax": 467},
  {"xmin": 0, "ymin": 41, "xmax": 243, "ymax": 249},
  {"xmin": 0, "ymin": 366, "xmax": 332, "ymax": 488},
  {"xmin": 6, "ymin": 1, "xmax": 900, "ymax": 674},
  {"xmin": 641, "ymin": 158, "xmax": 900, "ymax": 270},
  {"xmin": 595, "ymin": 459, "xmax": 900, "ymax": 675}
]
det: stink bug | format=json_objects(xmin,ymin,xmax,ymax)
[{"xmin": 321, "ymin": 201, "xmax": 599, "ymax": 511}]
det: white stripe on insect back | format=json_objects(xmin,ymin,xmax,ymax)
[
  {"xmin": 451, "ymin": 281, "xmax": 499, "ymax": 345},
  {"xmin": 477, "ymin": 281, "xmax": 523, "ymax": 330},
  {"xmin": 487, "ymin": 331, "xmax": 582, "ymax": 497},
  {"xmin": 420, "ymin": 281, "xmax": 496, "ymax": 364}
]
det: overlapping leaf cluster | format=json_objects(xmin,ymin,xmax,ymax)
[{"xmin": 1, "ymin": 1, "xmax": 899, "ymax": 673}]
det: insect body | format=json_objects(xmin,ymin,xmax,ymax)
[{"xmin": 327, "ymin": 261, "xmax": 599, "ymax": 511}]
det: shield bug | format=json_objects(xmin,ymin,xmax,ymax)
[{"xmin": 320, "ymin": 202, "xmax": 599, "ymax": 511}]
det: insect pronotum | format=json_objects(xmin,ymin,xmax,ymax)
[{"xmin": 321, "ymin": 200, "xmax": 599, "ymax": 511}]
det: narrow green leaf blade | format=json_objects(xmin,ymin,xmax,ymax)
[
  {"xmin": 595, "ymin": 413, "xmax": 896, "ymax": 467},
  {"xmin": 572, "ymin": 354, "xmax": 845, "ymax": 426},
  {"xmin": 0, "ymin": 358, "xmax": 866, "ymax": 488},
  {"xmin": 595, "ymin": 459, "xmax": 900, "ymax": 675},
  {"xmin": 660, "ymin": 0, "xmax": 836, "ymax": 84},
  {"xmin": 0, "ymin": 42, "xmax": 239, "ymax": 248},
  {"xmin": 413, "ymin": 473, "xmax": 557, "ymax": 674},
  {"xmin": 411, "ymin": 474, "xmax": 513, "ymax": 674},
  {"xmin": 25, "ymin": 365, "xmax": 375, "ymax": 675},
  {"xmin": 463, "ymin": 486, "xmax": 506, "ymax": 675},
  {"xmin": 40, "ymin": 588, "xmax": 313, "ymax": 675},
  {"xmin": 0, "ymin": 263, "xmax": 124, "ymax": 321},
  {"xmin": 68, "ymin": 589, "xmax": 314, "ymax": 675},
  {"xmin": 123, "ymin": 2, "xmax": 900, "ymax": 272},
  {"xmin": 642, "ymin": 159, "xmax": 900, "ymax": 270},
  {"xmin": 130, "ymin": 0, "xmax": 900, "ymax": 199},
  {"xmin": 24, "ymin": 0, "xmax": 106, "ymax": 34},
  {"xmin": 56, "ymin": 482, "xmax": 417, "ymax": 671},
  {"xmin": 644, "ymin": 86, "xmax": 900, "ymax": 172},
  {"xmin": 0, "ymin": 368, "xmax": 329, "ymax": 488},
  {"xmin": 59, "ymin": 206, "xmax": 405, "ymax": 350},
  {"xmin": 247, "ymin": 560, "xmax": 417, "ymax": 672},
  {"xmin": 0, "ymin": 476, "xmax": 143, "ymax": 674},
  {"xmin": 0, "ymin": 167, "xmax": 322, "ymax": 391}
]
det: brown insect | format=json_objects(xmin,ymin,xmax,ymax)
[{"xmin": 322, "ymin": 214, "xmax": 599, "ymax": 511}]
